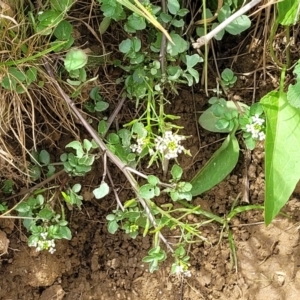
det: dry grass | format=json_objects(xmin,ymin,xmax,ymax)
[{"xmin": 0, "ymin": 0, "xmax": 121, "ymax": 185}]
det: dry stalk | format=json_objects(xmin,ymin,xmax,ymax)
[{"xmin": 43, "ymin": 59, "xmax": 174, "ymax": 253}]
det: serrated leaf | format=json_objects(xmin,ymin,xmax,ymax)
[{"xmin": 93, "ymin": 182, "xmax": 110, "ymax": 199}]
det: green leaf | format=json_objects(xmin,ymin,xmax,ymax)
[
  {"xmin": 287, "ymin": 82, "xmax": 300, "ymax": 108},
  {"xmin": 218, "ymin": 4, "xmax": 231, "ymax": 22},
  {"xmin": 171, "ymin": 19, "xmax": 185, "ymax": 27},
  {"xmin": 101, "ymin": 0, "xmax": 125, "ymax": 21},
  {"xmin": 64, "ymin": 48, "xmax": 88, "ymax": 72},
  {"xmin": 171, "ymin": 164, "xmax": 183, "ymax": 180},
  {"xmin": 167, "ymin": 0, "xmax": 180, "ymax": 15},
  {"xmin": 277, "ymin": 0, "xmax": 300, "ymax": 25},
  {"xmin": 125, "ymin": 13, "xmax": 146, "ymax": 32},
  {"xmin": 167, "ymin": 32, "xmax": 188, "ymax": 56},
  {"xmin": 212, "ymin": 22, "xmax": 225, "ymax": 40},
  {"xmin": 72, "ymin": 183, "xmax": 81, "ymax": 193},
  {"xmin": 191, "ymin": 133, "xmax": 240, "ymax": 196},
  {"xmin": 99, "ymin": 16, "xmax": 111, "ymax": 34},
  {"xmin": 38, "ymin": 10, "xmax": 63, "ymax": 28},
  {"xmin": 93, "ymin": 182, "xmax": 110, "ymax": 199},
  {"xmin": 95, "ymin": 101, "xmax": 109, "ymax": 112},
  {"xmin": 89, "ymin": 86, "xmax": 102, "ymax": 101},
  {"xmin": 261, "ymin": 90, "xmax": 300, "ymax": 225},
  {"xmin": 108, "ymin": 220, "xmax": 119, "ymax": 234},
  {"xmin": 132, "ymin": 122, "xmax": 147, "ymax": 137},
  {"xmin": 58, "ymin": 226, "xmax": 72, "ymax": 240},
  {"xmin": 26, "ymin": 67, "xmax": 37, "ymax": 84},
  {"xmin": 221, "ymin": 68, "xmax": 234, "ymax": 81},
  {"xmin": 39, "ymin": 150, "xmax": 50, "ymax": 165},
  {"xmin": 83, "ymin": 139, "xmax": 93, "ymax": 152},
  {"xmin": 185, "ymin": 54, "xmax": 203, "ymax": 70},
  {"xmin": 15, "ymin": 202, "xmax": 30, "ymax": 213},
  {"xmin": 30, "ymin": 165, "xmax": 42, "ymax": 181},
  {"xmin": 53, "ymin": 20, "xmax": 73, "ymax": 40},
  {"xmin": 106, "ymin": 214, "xmax": 116, "ymax": 221},
  {"xmin": 38, "ymin": 207, "xmax": 54, "ymax": 220},
  {"xmin": 108, "ymin": 133, "xmax": 120, "ymax": 144},
  {"xmin": 177, "ymin": 8, "xmax": 189, "ymax": 17},
  {"xmin": 147, "ymin": 175, "xmax": 159, "ymax": 186},
  {"xmin": 66, "ymin": 141, "xmax": 84, "ymax": 157},
  {"xmin": 50, "ymin": 0, "xmax": 73, "ymax": 12},
  {"xmin": 199, "ymin": 101, "xmax": 248, "ymax": 133},
  {"xmin": 119, "ymin": 39, "xmax": 132, "ymax": 54},
  {"xmin": 160, "ymin": 12, "xmax": 172, "ymax": 23},
  {"xmin": 225, "ymin": 15, "xmax": 251, "ymax": 35},
  {"xmin": 139, "ymin": 184, "xmax": 155, "ymax": 199},
  {"xmin": 98, "ymin": 120, "xmax": 108, "ymax": 136}
]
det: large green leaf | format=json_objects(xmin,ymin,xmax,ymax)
[
  {"xmin": 191, "ymin": 133, "xmax": 239, "ymax": 196},
  {"xmin": 199, "ymin": 101, "xmax": 248, "ymax": 133},
  {"xmin": 261, "ymin": 91, "xmax": 300, "ymax": 225},
  {"xmin": 277, "ymin": 0, "xmax": 300, "ymax": 25}
]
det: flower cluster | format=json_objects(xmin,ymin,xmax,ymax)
[
  {"xmin": 174, "ymin": 264, "xmax": 192, "ymax": 277},
  {"xmin": 130, "ymin": 137, "xmax": 147, "ymax": 154},
  {"xmin": 245, "ymin": 114, "xmax": 265, "ymax": 141},
  {"xmin": 154, "ymin": 131, "xmax": 187, "ymax": 159},
  {"xmin": 32, "ymin": 232, "xmax": 56, "ymax": 254}
]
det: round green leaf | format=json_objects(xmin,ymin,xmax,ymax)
[
  {"xmin": 93, "ymin": 182, "xmax": 110, "ymax": 199},
  {"xmin": 64, "ymin": 49, "xmax": 88, "ymax": 72}
]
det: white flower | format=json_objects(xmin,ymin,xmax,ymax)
[
  {"xmin": 155, "ymin": 131, "xmax": 187, "ymax": 160},
  {"xmin": 35, "ymin": 237, "xmax": 56, "ymax": 254},
  {"xmin": 174, "ymin": 265, "xmax": 184, "ymax": 275},
  {"xmin": 40, "ymin": 232, "xmax": 48, "ymax": 240},
  {"xmin": 258, "ymin": 131, "xmax": 265, "ymax": 141},
  {"xmin": 130, "ymin": 137, "xmax": 147, "ymax": 154},
  {"xmin": 245, "ymin": 115, "xmax": 265, "ymax": 141},
  {"xmin": 252, "ymin": 114, "xmax": 265, "ymax": 125},
  {"xmin": 174, "ymin": 264, "xmax": 192, "ymax": 277}
]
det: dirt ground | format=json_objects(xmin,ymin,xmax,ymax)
[
  {"xmin": 1, "ymin": 4, "xmax": 300, "ymax": 300},
  {"xmin": 2, "ymin": 83, "xmax": 300, "ymax": 300}
]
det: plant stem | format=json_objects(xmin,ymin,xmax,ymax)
[
  {"xmin": 44, "ymin": 60, "xmax": 174, "ymax": 253},
  {"xmin": 193, "ymin": 0, "xmax": 262, "ymax": 48}
]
